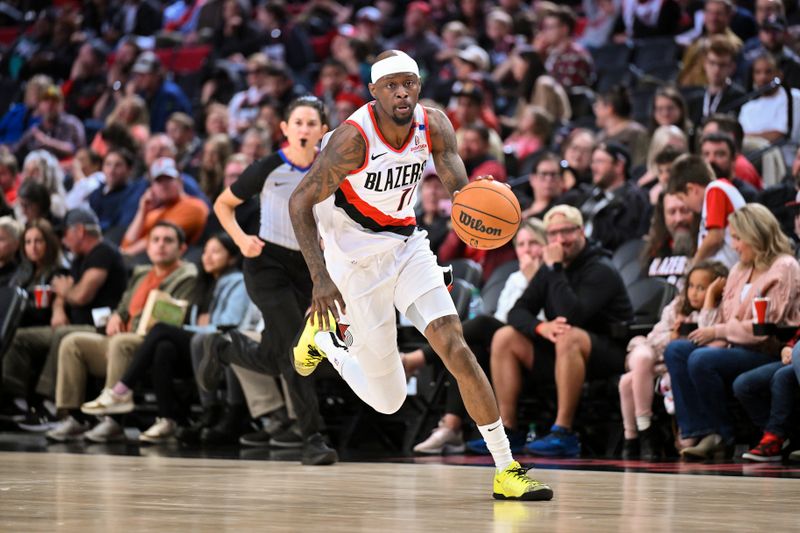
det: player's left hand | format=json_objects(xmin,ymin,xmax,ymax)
[{"xmin": 311, "ymin": 273, "xmax": 346, "ymax": 331}]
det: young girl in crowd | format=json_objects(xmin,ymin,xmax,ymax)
[{"xmin": 619, "ymin": 260, "xmax": 728, "ymax": 459}]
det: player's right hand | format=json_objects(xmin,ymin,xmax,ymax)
[
  {"xmin": 311, "ymin": 274, "xmax": 346, "ymax": 331},
  {"xmin": 238, "ymin": 235, "xmax": 265, "ymax": 258}
]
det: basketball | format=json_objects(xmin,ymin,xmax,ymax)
[{"xmin": 451, "ymin": 178, "xmax": 521, "ymax": 250}]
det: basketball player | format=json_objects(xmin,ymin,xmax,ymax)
[{"xmin": 288, "ymin": 51, "xmax": 553, "ymax": 500}]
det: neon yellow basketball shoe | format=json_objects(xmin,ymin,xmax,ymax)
[
  {"xmin": 292, "ymin": 311, "xmax": 337, "ymax": 377},
  {"xmin": 493, "ymin": 461, "xmax": 554, "ymax": 501}
]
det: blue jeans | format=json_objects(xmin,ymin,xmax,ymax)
[
  {"xmin": 733, "ymin": 361, "xmax": 798, "ymax": 438},
  {"xmin": 794, "ymin": 343, "xmax": 800, "ymax": 383},
  {"xmin": 663, "ymin": 340, "xmax": 776, "ymax": 441}
]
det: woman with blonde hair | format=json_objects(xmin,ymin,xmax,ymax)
[
  {"xmin": 664, "ymin": 203, "xmax": 800, "ymax": 459},
  {"xmin": 638, "ymin": 124, "xmax": 689, "ymax": 199},
  {"xmin": 90, "ymin": 95, "xmax": 150, "ymax": 156}
]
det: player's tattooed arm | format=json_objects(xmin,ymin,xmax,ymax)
[
  {"xmin": 289, "ymin": 124, "xmax": 365, "ymax": 326},
  {"xmin": 427, "ymin": 107, "xmax": 469, "ymax": 197}
]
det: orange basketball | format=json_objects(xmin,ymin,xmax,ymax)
[{"xmin": 450, "ymin": 179, "xmax": 521, "ymax": 250}]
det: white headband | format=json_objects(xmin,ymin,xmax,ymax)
[{"xmin": 370, "ymin": 54, "xmax": 420, "ymax": 84}]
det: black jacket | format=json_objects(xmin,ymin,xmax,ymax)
[
  {"xmin": 507, "ymin": 243, "xmax": 633, "ymax": 339},
  {"xmin": 687, "ymin": 82, "xmax": 746, "ymax": 127}
]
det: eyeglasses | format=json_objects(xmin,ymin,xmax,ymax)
[{"xmin": 546, "ymin": 226, "xmax": 581, "ymax": 239}]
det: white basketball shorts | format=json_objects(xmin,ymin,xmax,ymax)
[{"xmin": 323, "ymin": 230, "xmax": 457, "ymax": 377}]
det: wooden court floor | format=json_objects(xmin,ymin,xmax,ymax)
[{"xmin": 0, "ymin": 451, "xmax": 797, "ymax": 533}]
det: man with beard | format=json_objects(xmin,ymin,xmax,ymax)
[
  {"xmin": 641, "ymin": 192, "xmax": 699, "ymax": 286},
  {"xmin": 666, "ymin": 152, "xmax": 745, "ymax": 268},
  {"xmin": 576, "ymin": 142, "xmax": 650, "ymax": 251}
]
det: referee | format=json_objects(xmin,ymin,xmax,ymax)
[{"xmin": 211, "ymin": 96, "xmax": 336, "ymax": 465}]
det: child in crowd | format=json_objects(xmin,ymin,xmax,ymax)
[{"xmin": 619, "ymin": 260, "xmax": 728, "ymax": 459}]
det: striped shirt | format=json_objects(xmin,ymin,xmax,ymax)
[{"xmin": 230, "ymin": 150, "xmax": 313, "ymax": 251}]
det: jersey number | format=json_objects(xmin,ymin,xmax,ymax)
[{"xmin": 397, "ymin": 184, "xmax": 418, "ymax": 211}]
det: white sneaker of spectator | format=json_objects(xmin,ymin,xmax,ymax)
[
  {"xmin": 139, "ymin": 418, "xmax": 177, "ymax": 444},
  {"xmin": 413, "ymin": 421, "xmax": 466, "ymax": 455},
  {"xmin": 84, "ymin": 416, "xmax": 126, "ymax": 443},
  {"xmin": 81, "ymin": 388, "xmax": 135, "ymax": 416},
  {"xmin": 46, "ymin": 416, "xmax": 90, "ymax": 442}
]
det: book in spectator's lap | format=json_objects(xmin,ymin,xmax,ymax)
[{"xmin": 135, "ymin": 290, "xmax": 189, "ymax": 336}]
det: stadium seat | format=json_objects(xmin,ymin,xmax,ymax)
[
  {"xmin": 0, "ymin": 287, "xmax": 26, "ymax": 356},
  {"xmin": 630, "ymin": 86, "xmax": 657, "ymax": 126},
  {"xmin": 590, "ymin": 42, "xmax": 633, "ymax": 93},
  {"xmin": 627, "ymin": 277, "xmax": 676, "ymax": 330},
  {"xmin": 619, "ymin": 259, "xmax": 645, "ymax": 287},
  {"xmin": 567, "ymin": 86, "xmax": 596, "ymax": 128},
  {"xmin": 632, "ymin": 37, "xmax": 679, "ymax": 77},
  {"xmin": 612, "ymin": 238, "xmax": 647, "ymax": 270},
  {"xmin": 480, "ymin": 259, "xmax": 519, "ymax": 316},
  {"xmin": 445, "ymin": 258, "xmax": 483, "ymax": 288}
]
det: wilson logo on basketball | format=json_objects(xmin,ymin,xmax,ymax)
[{"xmin": 458, "ymin": 212, "xmax": 502, "ymax": 236}]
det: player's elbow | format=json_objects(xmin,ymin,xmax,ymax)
[{"xmin": 289, "ymin": 189, "xmax": 312, "ymax": 217}]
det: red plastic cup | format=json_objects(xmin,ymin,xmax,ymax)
[
  {"xmin": 752, "ymin": 297, "xmax": 769, "ymax": 324},
  {"xmin": 33, "ymin": 285, "xmax": 52, "ymax": 309}
]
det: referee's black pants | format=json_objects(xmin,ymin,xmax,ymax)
[{"xmin": 233, "ymin": 242, "xmax": 324, "ymax": 438}]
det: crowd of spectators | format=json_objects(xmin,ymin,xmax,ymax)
[{"xmin": 0, "ymin": 0, "xmax": 800, "ymax": 463}]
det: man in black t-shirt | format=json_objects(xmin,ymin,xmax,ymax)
[{"xmin": 2, "ymin": 209, "xmax": 127, "ymax": 421}]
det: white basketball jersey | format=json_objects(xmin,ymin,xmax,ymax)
[
  {"xmin": 315, "ymin": 102, "xmax": 432, "ymax": 259},
  {"xmin": 699, "ymin": 179, "xmax": 746, "ymax": 268}
]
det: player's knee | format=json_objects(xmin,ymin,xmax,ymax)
[{"xmin": 371, "ymin": 386, "xmax": 406, "ymax": 414}]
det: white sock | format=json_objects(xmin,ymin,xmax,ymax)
[
  {"xmin": 314, "ymin": 331, "xmax": 372, "ymax": 400},
  {"xmin": 315, "ymin": 331, "xmax": 350, "ymax": 374},
  {"xmin": 636, "ymin": 415, "xmax": 652, "ymax": 432},
  {"xmin": 478, "ymin": 418, "xmax": 514, "ymax": 472}
]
